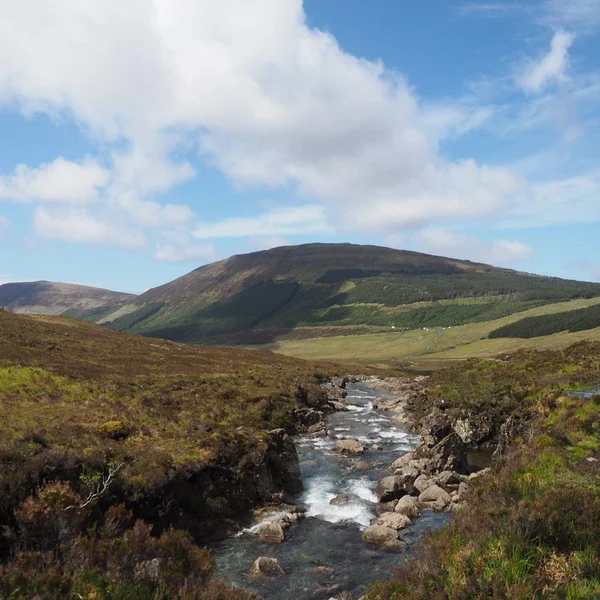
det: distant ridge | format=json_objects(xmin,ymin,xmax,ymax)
[{"xmin": 0, "ymin": 281, "xmax": 136, "ymax": 318}]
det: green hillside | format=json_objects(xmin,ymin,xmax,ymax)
[{"xmin": 95, "ymin": 243, "xmax": 600, "ymax": 344}]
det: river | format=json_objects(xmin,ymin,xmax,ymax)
[{"xmin": 209, "ymin": 382, "xmax": 450, "ymax": 599}]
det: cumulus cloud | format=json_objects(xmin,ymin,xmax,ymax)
[
  {"xmin": 33, "ymin": 206, "xmax": 145, "ymax": 249},
  {"xmin": 518, "ymin": 31, "xmax": 575, "ymax": 94},
  {"xmin": 0, "ymin": 157, "xmax": 109, "ymax": 203},
  {"xmin": 194, "ymin": 205, "xmax": 330, "ymax": 239},
  {"xmin": 415, "ymin": 227, "xmax": 534, "ymax": 265},
  {"xmin": 0, "ymin": 0, "xmax": 526, "ymax": 246},
  {"xmin": 154, "ymin": 242, "xmax": 216, "ymax": 263}
]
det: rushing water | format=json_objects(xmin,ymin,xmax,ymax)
[{"xmin": 209, "ymin": 383, "xmax": 450, "ymax": 599}]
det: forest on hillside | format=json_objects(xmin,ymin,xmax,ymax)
[{"xmin": 489, "ymin": 303, "xmax": 600, "ymax": 339}]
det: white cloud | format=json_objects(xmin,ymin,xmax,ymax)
[
  {"xmin": 0, "ymin": 215, "xmax": 10, "ymax": 234},
  {"xmin": 542, "ymin": 0, "xmax": 600, "ymax": 30},
  {"xmin": 154, "ymin": 242, "xmax": 216, "ymax": 263},
  {"xmin": 518, "ymin": 31, "xmax": 575, "ymax": 94},
  {"xmin": 502, "ymin": 169, "xmax": 600, "ymax": 227},
  {"xmin": 0, "ymin": 0, "xmax": 525, "ymax": 245},
  {"xmin": 0, "ymin": 157, "xmax": 109, "ymax": 203},
  {"xmin": 33, "ymin": 206, "xmax": 145, "ymax": 249},
  {"xmin": 194, "ymin": 205, "xmax": 330, "ymax": 239},
  {"xmin": 415, "ymin": 227, "xmax": 534, "ymax": 265}
]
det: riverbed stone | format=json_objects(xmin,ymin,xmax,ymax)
[
  {"xmin": 257, "ymin": 522, "xmax": 286, "ymax": 543},
  {"xmin": 374, "ymin": 512, "xmax": 411, "ymax": 530},
  {"xmin": 376, "ymin": 499, "xmax": 398, "ymax": 514},
  {"xmin": 413, "ymin": 474, "xmax": 434, "ymax": 493},
  {"xmin": 436, "ymin": 470, "xmax": 461, "ymax": 486},
  {"xmin": 250, "ymin": 557, "xmax": 285, "ymax": 578},
  {"xmin": 336, "ymin": 439, "xmax": 364, "ymax": 455},
  {"xmin": 418, "ymin": 484, "xmax": 451, "ymax": 510},
  {"xmin": 328, "ymin": 401, "xmax": 349, "ymax": 412},
  {"xmin": 362, "ymin": 525, "xmax": 405, "ymax": 551},
  {"xmin": 377, "ymin": 474, "xmax": 415, "ymax": 502},
  {"xmin": 331, "ymin": 377, "xmax": 347, "ymax": 389},
  {"xmin": 329, "ymin": 493, "xmax": 349, "ymax": 505},
  {"xmin": 394, "ymin": 495, "xmax": 421, "ymax": 519}
]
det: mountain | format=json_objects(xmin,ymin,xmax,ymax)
[
  {"xmin": 0, "ymin": 281, "xmax": 136, "ymax": 318},
  {"xmin": 98, "ymin": 243, "xmax": 600, "ymax": 344}
]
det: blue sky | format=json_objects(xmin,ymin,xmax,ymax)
[{"xmin": 0, "ymin": 0, "xmax": 599, "ymax": 293}]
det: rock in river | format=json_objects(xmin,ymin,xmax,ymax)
[
  {"xmin": 257, "ymin": 522, "xmax": 286, "ymax": 543},
  {"xmin": 394, "ymin": 495, "xmax": 421, "ymax": 519},
  {"xmin": 336, "ymin": 439, "xmax": 364, "ymax": 455},
  {"xmin": 362, "ymin": 525, "xmax": 405, "ymax": 551},
  {"xmin": 250, "ymin": 557, "xmax": 285, "ymax": 578}
]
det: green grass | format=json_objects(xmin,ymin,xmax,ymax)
[{"xmin": 259, "ymin": 297, "xmax": 600, "ymax": 368}]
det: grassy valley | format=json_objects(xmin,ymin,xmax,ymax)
[{"xmin": 261, "ymin": 297, "xmax": 600, "ymax": 369}]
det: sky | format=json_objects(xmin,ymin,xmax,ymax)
[{"xmin": 0, "ymin": 0, "xmax": 599, "ymax": 293}]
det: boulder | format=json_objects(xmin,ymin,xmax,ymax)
[
  {"xmin": 456, "ymin": 482, "xmax": 469, "ymax": 501},
  {"xmin": 371, "ymin": 444, "xmax": 383, "ymax": 451},
  {"xmin": 257, "ymin": 522, "xmax": 286, "ymax": 543},
  {"xmin": 374, "ymin": 512, "xmax": 411, "ymax": 530},
  {"xmin": 328, "ymin": 401, "xmax": 349, "ymax": 412},
  {"xmin": 377, "ymin": 476, "xmax": 403, "ymax": 503},
  {"xmin": 336, "ymin": 439, "xmax": 364, "ymax": 455},
  {"xmin": 419, "ymin": 408, "xmax": 451, "ymax": 446},
  {"xmin": 394, "ymin": 495, "xmax": 421, "ymax": 519},
  {"xmin": 327, "ymin": 387, "xmax": 348, "ymax": 401},
  {"xmin": 296, "ymin": 408, "xmax": 324, "ymax": 427},
  {"xmin": 418, "ymin": 484, "xmax": 451, "ymax": 511},
  {"xmin": 331, "ymin": 377, "xmax": 347, "ymax": 389},
  {"xmin": 250, "ymin": 557, "xmax": 285, "ymax": 578},
  {"xmin": 413, "ymin": 474, "xmax": 434, "ymax": 493},
  {"xmin": 376, "ymin": 500, "xmax": 398, "ymax": 515},
  {"xmin": 329, "ymin": 493, "xmax": 349, "ymax": 506},
  {"xmin": 362, "ymin": 525, "xmax": 405, "ymax": 551},
  {"xmin": 307, "ymin": 423, "xmax": 326, "ymax": 434},
  {"xmin": 413, "ymin": 433, "xmax": 468, "ymax": 474},
  {"xmin": 436, "ymin": 470, "xmax": 461, "ymax": 486}
]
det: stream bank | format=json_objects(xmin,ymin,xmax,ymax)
[{"xmin": 209, "ymin": 382, "xmax": 450, "ymax": 599}]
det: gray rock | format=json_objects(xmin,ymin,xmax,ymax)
[
  {"xmin": 250, "ymin": 557, "xmax": 285, "ymax": 578},
  {"xmin": 418, "ymin": 484, "xmax": 451, "ymax": 510},
  {"xmin": 419, "ymin": 408, "xmax": 451, "ymax": 446},
  {"xmin": 257, "ymin": 522, "xmax": 286, "ymax": 543},
  {"xmin": 394, "ymin": 495, "xmax": 421, "ymax": 519},
  {"xmin": 329, "ymin": 493, "xmax": 349, "ymax": 505},
  {"xmin": 413, "ymin": 474, "xmax": 434, "ymax": 493},
  {"xmin": 331, "ymin": 377, "xmax": 347, "ymax": 389},
  {"xmin": 457, "ymin": 482, "xmax": 469, "ymax": 501},
  {"xmin": 374, "ymin": 512, "xmax": 411, "ymax": 530},
  {"xmin": 329, "ymin": 401, "xmax": 349, "ymax": 412},
  {"xmin": 362, "ymin": 525, "xmax": 405, "ymax": 551},
  {"xmin": 436, "ymin": 470, "xmax": 461, "ymax": 486},
  {"xmin": 376, "ymin": 499, "xmax": 398, "ymax": 514},
  {"xmin": 376, "ymin": 475, "xmax": 412, "ymax": 503},
  {"xmin": 336, "ymin": 439, "xmax": 364, "ymax": 455}
]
